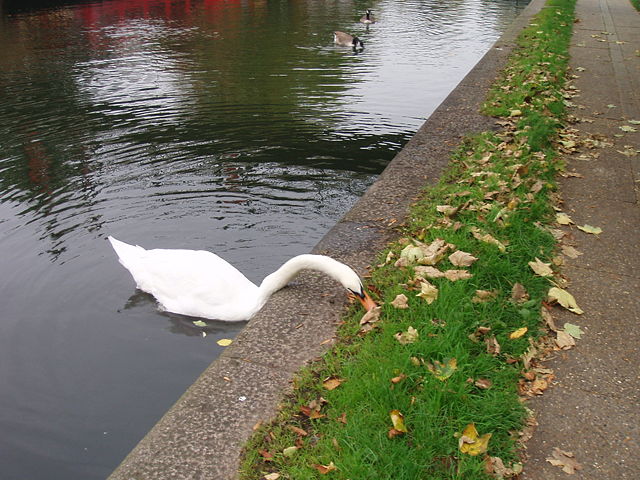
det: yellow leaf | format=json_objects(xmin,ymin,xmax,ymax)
[
  {"xmin": 416, "ymin": 281, "xmax": 438, "ymax": 304},
  {"xmin": 577, "ymin": 224, "xmax": 602, "ymax": 234},
  {"xmin": 390, "ymin": 410, "xmax": 408, "ymax": 433},
  {"xmin": 548, "ymin": 287, "xmax": 584, "ymax": 314},
  {"xmin": 427, "ymin": 358, "xmax": 458, "ymax": 381},
  {"xmin": 555, "ymin": 213, "xmax": 574, "ymax": 225},
  {"xmin": 458, "ymin": 423, "xmax": 492, "ymax": 456},
  {"xmin": 217, "ymin": 338, "xmax": 233, "ymax": 346},
  {"xmin": 509, "ymin": 327, "xmax": 528, "ymax": 339}
]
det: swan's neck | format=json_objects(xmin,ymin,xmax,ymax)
[{"xmin": 257, "ymin": 254, "xmax": 351, "ymax": 304}]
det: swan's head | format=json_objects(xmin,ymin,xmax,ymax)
[{"xmin": 332, "ymin": 261, "xmax": 376, "ymax": 311}]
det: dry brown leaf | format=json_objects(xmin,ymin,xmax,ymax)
[
  {"xmin": 437, "ymin": 205, "xmax": 458, "ymax": 216},
  {"xmin": 473, "ymin": 289, "xmax": 498, "ymax": 303},
  {"xmin": 511, "ymin": 283, "xmax": 529, "ymax": 304},
  {"xmin": 444, "ymin": 269, "xmax": 473, "ymax": 281},
  {"xmin": 486, "ymin": 336, "xmax": 501, "ymax": 356},
  {"xmin": 314, "ymin": 462, "xmax": 338, "ymax": 474},
  {"xmin": 485, "ymin": 456, "xmax": 523, "ymax": 479},
  {"xmin": 546, "ymin": 447, "xmax": 581, "ymax": 474},
  {"xmin": 288, "ymin": 425, "xmax": 308, "ymax": 436},
  {"xmin": 391, "ymin": 294, "xmax": 409, "ymax": 309},
  {"xmin": 390, "ymin": 373, "xmax": 407, "ymax": 384},
  {"xmin": 322, "ymin": 376, "xmax": 344, "ymax": 391},
  {"xmin": 470, "ymin": 227, "xmax": 507, "ymax": 252},
  {"xmin": 264, "ymin": 473, "xmax": 281, "ymax": 480},
  {"xmin": 528, "ymin": 257, "xmax": 554, "ymax": 276},
  {"xmin": 474, "ymin": 378, "xmax": 493, "ymax": 390},
  {"xmin": 414, "ymin": 265, "xmax": 445, "ymax": 278},
  {"xmin": 561, "ymin": 245, "xmax": 583, "ymax": 258},
  {"xmin": 555, "ymin": 330, "xmax": 576, "ymax": 350},
  {"xmin": 258, "ymin": 449, "xmax": 274, "ymax": 462},
  {"xmin": 449, "ymin": 250, "xmax": 478, "ymax": 267},
  {"xmin": 359, "ymin": 306, "xmax": 382, "ymax": 325},
  {"xmin": 541, "ymin": 305, "xmax": 559, "ymax": 331}
]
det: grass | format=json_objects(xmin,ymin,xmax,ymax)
[{"xmin": 239, "ymin": 0, "xmax": 577, "ymax": 478}]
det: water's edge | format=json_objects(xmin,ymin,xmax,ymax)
[{"xmin": 108, "ymin": 1, "xmax": 546, "ymax": 477}]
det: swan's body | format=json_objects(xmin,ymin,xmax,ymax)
[
  {"xmin": 360, "ymin": 9, "xmax": 376, "ymax": 24},
  {"xmin": 108, "ymin": 236, "xmax": 375, "ymax": 321},
  {"xmin": 334, "ymin": 31, "xmax": 364, "ymax": 50}
]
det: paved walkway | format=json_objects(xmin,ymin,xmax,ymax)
[{"xmin": 522, "ymin": 0, "xmax": 640, "ymax": 478}]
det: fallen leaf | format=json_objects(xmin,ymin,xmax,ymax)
[
  {"xmin": 541, "ymin": 305, "xmax": 559, "ymax": 331},
  {"xmin": 282, "ymin": 446, "xmax": 298, "ymax": 457},
  {"xmin": 511, "ymin": 283, "xmax": 529, "ymax": 304},
  {"xmin": 458, "ymin": 423, "xmax": 492, "ymax": 456},
  {"xmin": 509, "ymin": 327, "xmax": 528, "ymax": 339},
  {"xmin": 390, "ymin": 373, "xmax": 407, "ymax": 384},
  {"xmin": 563, "ymin": 322, "xmax": 584, "ymax": 339},
  {"xmin": 217, "ymin": 338, "xmax": 233, "ymax": 347},
  {"xmin": 561, "ymin": 245, "xmax": 582, "ymax": 258},
  {"xmin": 444, "ymin": 269, "xmax": 473, "ymax": 281},
  {"xmin": 449, "ymin": 250, "xmax": 478, "ymax": 267},
  {"xmin": 314, "ymin": 462, "xmax": 338, "ymax": 474},
  {"xmin": 414, "ymin": 265, "xmax": 445, "ymax": 278},
  {"xmin": 437, "ymin": 205, "xmax": 458, "ymax": 216},
  {"xmin": 391, "ymin": 294, "xmax": 409, "ymax": 309},
  {"xmin": 288, "ymin": 425, "xmax": 308, "ymax": 436},
  {"xmin": 395, "ymin": 326, "xmax": 419, "ymax": 345},
  {"xmin": 322, "ymin": 376, "xmax": 344, "ymax": 391},
  {"xmin": 556, "ymin": 212, "xmax": 574, "ymax": 225},
  {"xmin": 548, "ymin": 287, "xmax": 584, "ymax": 314},
  {"xmin": 259, "ymin": 449, "xmax": 274, "ymax": 462},
  {"xmin": 264, "ymin": 473, "xmax": 281, "ymax": 480},
  {"xmin": 416, "ymin": 281, "xmax": 438, "ymax": 304},
  {"xmin": 193, "ymin": 320, "xmax": 207, "ymax": 327},
  {"xmin": 427, "ymin": 358, "xmax": 458, "ymax": 381},
  {"xmin": 577, "ymin": 224, "xmax": 602, "ymax": 235},
  {"xmin": 486, "ymin": 336, "xmax": 501, "ymax": 356},
  {"xmin": 389, "ymin": 410, "xmax": 408, "ymax": 433},
  {"xmin": 509, "ymin": 109, "xmax": 522, "ymax": 117},
  {"xmin": 619, "ymin": 125, "xmax": 637, "ymax": 132},
  {"xmin": 359, "ymin": 306, "xmax": 381, "ymax": 325},
  {"xmin": 396, "ymin": 244, "xmax": 425, "ymax": 267},
  {"xmin": 474, "ymin": 378, "xmax": 493, "ymax": 390},
  {"xmin": 528, "ymin": 257, "xmax": 553, "ymax": 276},
  {"xmin": 470, "ymin": 227, "xmax": 507, "ymax": 252},
  {"xmin": 485, "ymin": 456, "xmax": 523, "ymax": 479},
  {"xmin": 555, "ymin": 330, "xmax": 576, "ymax": 349},
  {"xmin": 473, "ymin": 290, "xmax": 498, "ymax": 303},
  {"xmin": 546, "ymin": 447, "xmax": 582, "ymax": 474}
]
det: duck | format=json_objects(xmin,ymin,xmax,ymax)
[
  {"xmin": 108, "ymin": 236, "xmax": 376, "ymax": 321},
  {"xmin": 360, "ymin": 9, "xmax": 376, "ymax": 24},
  {"xmin": 334, "ymin": 31, "xmax": 364, "ymax": 51}
]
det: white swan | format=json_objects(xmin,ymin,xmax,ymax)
[{"xmin": 108, "ymin": 236, "xmax": 376, "ymax": 321}]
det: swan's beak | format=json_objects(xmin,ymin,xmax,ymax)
[{"xmin": 358, "ymin": 290, "xmax": 377, "ymax": 311}]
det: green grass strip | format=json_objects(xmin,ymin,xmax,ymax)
[{"xmin": 239, "ymin": 0, "xmax": 576, "ymax": 478}]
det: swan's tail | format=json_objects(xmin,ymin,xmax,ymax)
[{"xmin": 107, "ymin": 236, "xmax": 146, "ymax": 269}]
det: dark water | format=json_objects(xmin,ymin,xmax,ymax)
[{"xmin": 0, "ymin": 0, "xmax": 528, "ymax": 478}]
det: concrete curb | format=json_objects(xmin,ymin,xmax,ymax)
[{"xmin": 108, "ymin": 1, "xmax": 547, "ymax": 478}]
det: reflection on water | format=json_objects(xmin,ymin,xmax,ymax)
[{"xmin": 0, "ymin": 0, "xmax": 528, "ymax": 478}]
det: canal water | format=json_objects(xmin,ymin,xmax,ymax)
[{"xmin": 0, "ymin": 0, "xmax": 528, "ymax": 477}]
